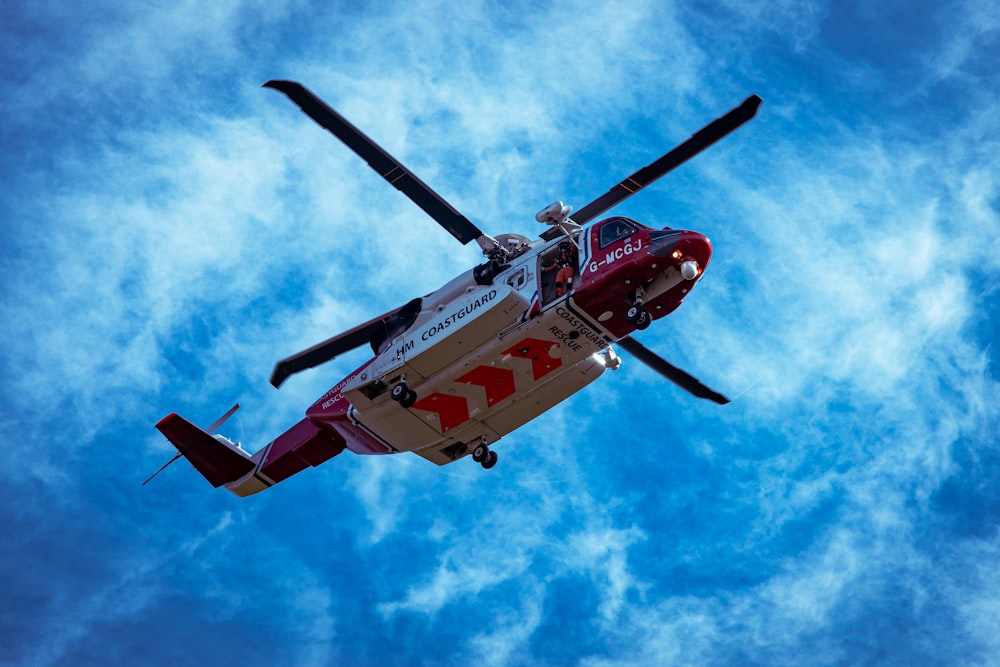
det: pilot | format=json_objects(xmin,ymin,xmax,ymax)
[{"xmin": 543, "ymin": 241, "xmax": 577, "ymax": 297}]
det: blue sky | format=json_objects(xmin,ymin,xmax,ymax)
[{"xmin": 2, "ymin": 0, "xmax": 999, "ymax": 665}]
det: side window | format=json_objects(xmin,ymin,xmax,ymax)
[
  {"xmin": 599, "ymin": 219, "xmax": 636, "ymax": 248},
  {"xmin": 505, "ymin": 266, "xmax": 527, "ymax": 291}
]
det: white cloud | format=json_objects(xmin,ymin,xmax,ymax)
[
  {"xmin": 465, "ymin": 582, "xmax": 545, "ymax": 667},
  {"xmin": 924, "ymin": 0, "xmax": 1000, "ymax": 87}
]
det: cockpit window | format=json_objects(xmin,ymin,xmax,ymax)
[{"xmin": 599, "ymin": 219, "xmax": 638, "ymax": 248}]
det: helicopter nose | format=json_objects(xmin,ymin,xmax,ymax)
[
  {"xmin": 649, "ymin": 230, "xmax": 713, "ymax": 279},
  {"xmin": 648, "ymin": 229, "xmax": 683, "ymax": 257}
]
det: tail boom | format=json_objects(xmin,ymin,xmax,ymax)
[{"xmin": 155, "ymin": 414, "xmax": 348, "ymax": 496}]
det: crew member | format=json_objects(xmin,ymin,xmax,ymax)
[{"xmin": 543, "ymin": 241, "xmax": 577, "ymax": 297}]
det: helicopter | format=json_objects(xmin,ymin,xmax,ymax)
[{"xmin": 150, "ymin": 80, "xmax": 761, "ymax": 496}]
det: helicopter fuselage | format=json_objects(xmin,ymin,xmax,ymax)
[
  {"xmin": 221, "ymin": 215, "xmax": 712, "ymax": 496},
  {"xmin": 152, "ymin": 81, "xmax": 757, "ymax": 496}
]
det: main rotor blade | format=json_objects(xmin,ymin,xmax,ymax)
[
  {"xmin": 270, "ymin": 314, "xmax": 393, "ymax": 388},
  {"xmin": 270, "ymin": 298, "xmax": 422, "ymax": 388},
  {"xmin": 616, "ymin": 336, "xmax": 730, "ymax": 405},
  {"xmin": 264, "ymin": 80, "xmax": 484, "ymax": 245},
  {"xmin": 572, "ymin": 95, "xmax": 762, "ymax": 225}
]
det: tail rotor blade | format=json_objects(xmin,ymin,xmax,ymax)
[
  {"xmin": 142, "ymin": 452, "xmax": 183, "ymax": 486},
  {"xmin": 572, "ymin": 95, "xmax": 762, "ymax": 225},
  {"xmin": 616, "ymin": 336, "xmax": 730, "ymax": 404},
  {"xmin": 207, "ymin": 403, "xmax": 240, "ymax": 433},
  {"xmin": 264, "ymin": 80, "xmax": 484, "ymax": 246}
]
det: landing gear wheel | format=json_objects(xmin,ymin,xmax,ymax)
[
  {"xmin": 472, "ymin": 442, "xmax": 489, "ymax": 463},
  {"xmin": 482, "ymin": 450, "xmax": 498, "ymax": 469},
  {"xmin": 635, "ymin": 310, "xmax": 652, "ymax": 330},
  {"xmin": 399, "ymin": 389, "xmax": 417, "ymax": 408},
  {"xmin": 625, "ymin": 304, "xmax": 642, "ymax": 323},
  {"xmin": 390, "ymin": 382, "xmax": 408, "ymax": 402}
]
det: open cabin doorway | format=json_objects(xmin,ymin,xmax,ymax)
[{"xmin": 537, "ymin": 238, "xmax": 580, "ymax": 306}]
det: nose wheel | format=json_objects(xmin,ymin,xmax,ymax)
[
  {"xmin": 625, "ymin": 303, "xmax": 651, "ymax": 330},
  {"xmin": 471, "ymin": 439, "xmax": 499, "ymax": 469}
]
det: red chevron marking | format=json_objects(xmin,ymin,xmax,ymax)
[
  {"xmin": 503, "ymin": 337, "xmax": 562, "ymax": 381},
  {"xmin": 411, "ymin": 393, "xmax": 470, "ymax": 433},
  {"xmin": 457, "ymin": 366, "xmax": 517, "ymax": 406}
]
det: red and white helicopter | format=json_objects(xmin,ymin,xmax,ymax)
[{"xmin": 150, "ymin": 81, "xmax": 761, "ymax": 496}]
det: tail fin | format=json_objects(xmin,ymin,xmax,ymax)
[{"xmin": 155, "ymin": 413, "xmax": 255, "ymax": 488}]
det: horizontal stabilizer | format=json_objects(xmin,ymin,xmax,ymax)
[{"xmin": 156, "ymin": 414, "xmax": 255, "ymax": 487}]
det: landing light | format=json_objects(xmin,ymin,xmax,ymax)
[{"xmin": 595, "ymin": 348, "xmax": 621, "ymax": 371}]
